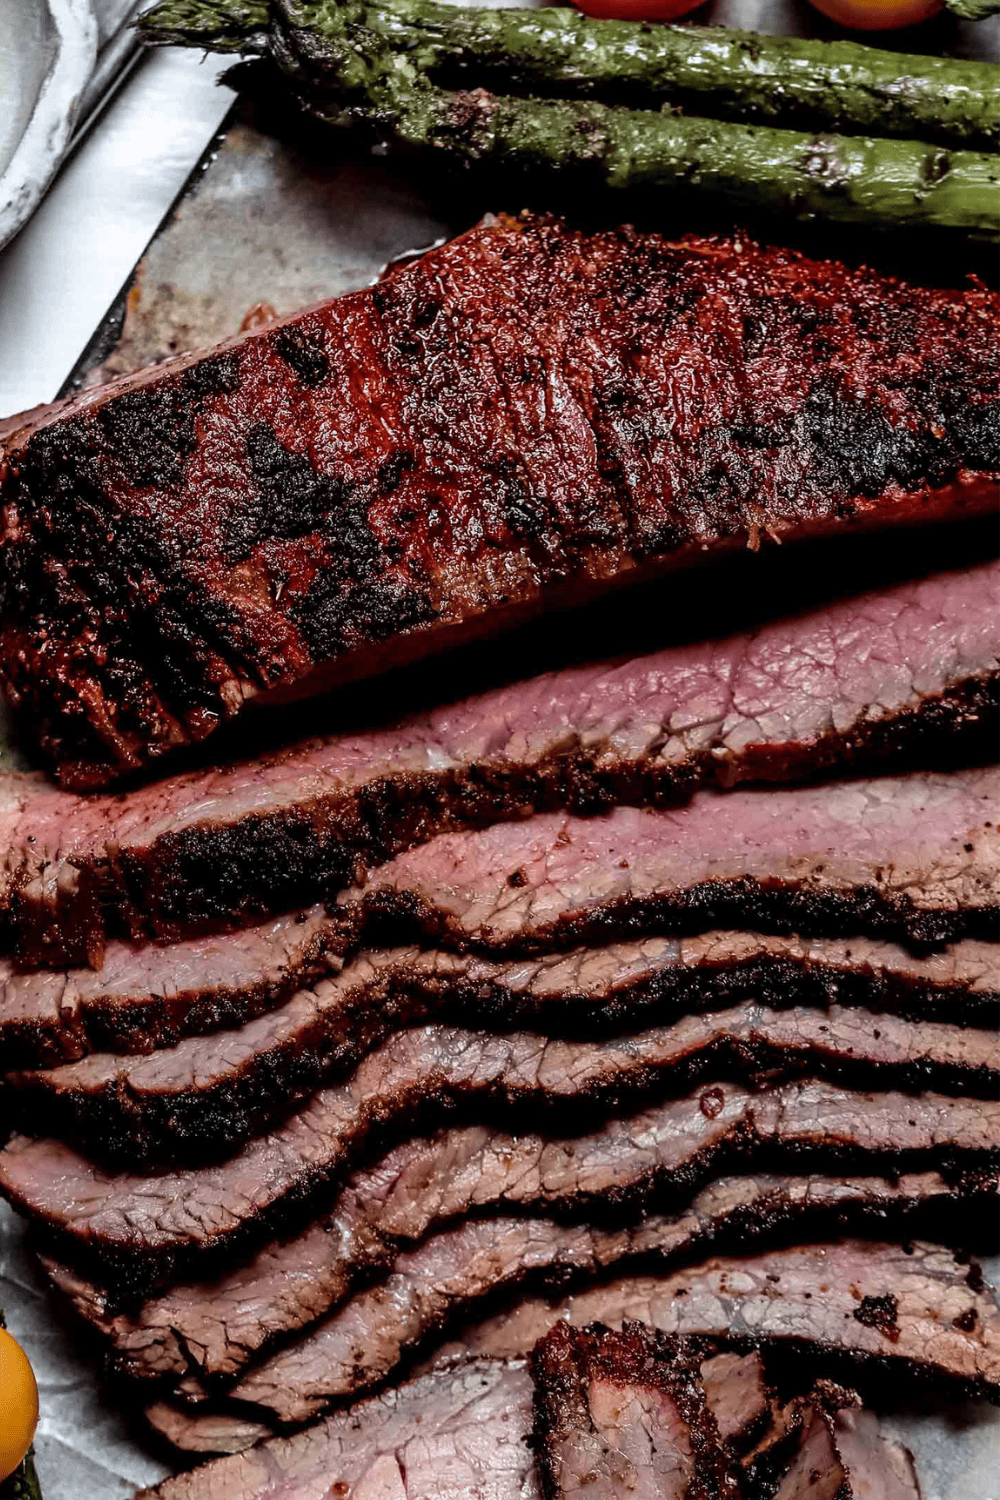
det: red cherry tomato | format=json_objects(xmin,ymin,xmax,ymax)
[
  {"xmin": 572, "ymin": 0, "xmax": 706, "ymax": 19},
  {"xmin": 805, "ymin": 0, "xmax": 943, "ymax": 27}
]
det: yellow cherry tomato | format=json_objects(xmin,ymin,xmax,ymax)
[
  {"xmin": 0, "ymin": 1328, "xmax": 39, "ymax": 1481},
  {"xmin": 572, "ymin": 0, "xmax": 706, "ymax": 19},
  {"xmin": 806, "ymin": 0, "xmax": 943, "ymax": 29}
]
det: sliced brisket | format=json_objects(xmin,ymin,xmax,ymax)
[
  {"xmin": 448, "ymin": 1243, "xmax": 1000, "ymax": 1395},
  {"xmin": 2, "ymin": 217, "xmax": 996, "ymax": 790},
  {"xmin": 143, "ymin": 1238, "xmax": 1000, "ymax": 1453},
  {"xmin": 0, "ymin": 555, "xmax": 995, "ymax": 969},
  {"xmin": 700, "ymin": 1349, "xmax": 779, "ymax": 1459},
  {"xmin": 3, "ymin": 919, "xmax": 995, "ymax": 1074},
  {"xmin": 3, "ymin": 922, "xmax": 995, "ymax": 1086},
  {"xmin": 135, "ymin": 1357, "xmax": 539, "ymax": 1499},
  {"xmin": 772, "ymin": 1403, "xmax": 921, "ymax": 1500},
  {"xmin": 9, "ymin": 967, "xmax": 996, "ymax": 1164},
  {"xmin": 2, "ymin": 1026, "xmax": 994, "ymax": 1288},
  {"xmin": 44, "ymin": 1162, "xmax": 994, "ymax": 1389},
  {"xmin": 534, "ymin": 1327, "xmax": 921, "ymax": 1500},
  {"xmin": 530, "ymin": 1322, "xmax": 740, "ymax": 1499},
  {"xmin": 344, "ymin": 767, "xmax": 999, "ymax": 953},
  {"xmin": 131, "ymin": 1350, "xmax": 916, "ymax": 1500},
  {"xmin": 0, "ymin": 906, "xmax": 337, "ymax": 1068}
]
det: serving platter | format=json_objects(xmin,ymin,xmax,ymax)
[{"xmin": 0, "ymin": 4, "xmax": 997, "ymax": 1496}]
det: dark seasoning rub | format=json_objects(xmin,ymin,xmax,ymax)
[
  {"xmin": 0, "ymin": 550, "xmax": 996, "ymax": 972},
  {"xmin": 0, "ymin": 216, "xmax": 996, "ymax": 788}
]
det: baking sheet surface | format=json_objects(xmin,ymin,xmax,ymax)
[{"xmin": 0, "ymin": 11, "xmax": 998, "ymax": 1497}]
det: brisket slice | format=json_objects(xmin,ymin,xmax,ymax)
[
  {"xmin": 10, "ymin": 954, "xmax": 997, "ymax": 1165},
  {"xmin": 699, "ymin": 1349, "xmax": 818, "ymax": 1486},
  {"xmin": 3, "ymin": 215, "xmax": 997, "ymax": 791},
  {"xmin": 698, "ymin": 1351, "xmax": 822, "ymax": 1494},
  {"xmin": 343, "ymin": 767, "xmax": 1000, "ymax": 953},
  {"xmin": 533, "ymin": 1327, "xmax": 921, "ymax": 1500},
  {"xmin": 772, "ymin": 1403, "xmax": 921, "ymax": 1500},
  {"xmin": 446, "ymin": 1242, "xmax": 1000, "ymax": 1395},
  {"xmin": 0, "ymin": 553, "xmax": 995, "ymax": 970},
  {"xmin": 2, "ymin": 1024, "xmax": 994, "ymax": 1286},
  {"xmin": 135, "ymin": 1357, "xmax": 539, "ymax": 1500},
  {"xmin": 130, "ymin": 1352, "xmax": 912, "ymax": 1500},
  {"xmin": 132, "ymin": 1357, "xmax": 918, "ymax": 1500},
  {"xmin": 43, "ymin": 1158, "xmax": 995, "ymax": 1389},
  {"xmin": 143, "ymin": 1238, "xmax": 1000, "ymax": 1454},
  {"xmin": 530, "ymin": 1323, "xmax": 741, "ymax": 1500},
  {"xmin": 3, "ymin": 918, "xmax": 995, "ymax": 1075},
  {"xmin": 0, "ymin": 906, "xmax": 337, "ymax": 1068}
]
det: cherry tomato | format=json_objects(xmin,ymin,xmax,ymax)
[
  {"xmin": 805, "ymin": 0, "xmax": 942, "ymax": 28},
  {"xmin": 572, "ymin": 0, "xmax": 706, "ymax": 19},
  {"xmin": 0, "ymin": 1329, "xmax": 39, "ymax": 1481}
]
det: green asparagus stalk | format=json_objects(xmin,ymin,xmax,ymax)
[
  {"xmin": 140, "ymin": 0, "xmax": 271, "ymax": 46},
  {"xmin": 140, "ymin": 0, "xmax": 1000, "ymax": 150},
  {"xmin": 263, "ymin": 0, "xmax": 1000, "ymax": 238},
  {"xmin": 314, "ymin": 86, "xmax": 999, "ymax": 239},
  {"xmin": 139, "ymin": 0, "xmax": 1000, "ymax": 237}
]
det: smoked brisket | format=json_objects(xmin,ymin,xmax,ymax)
[
  {"xmin": 5, "ymin": 1068, "xmax": 992, "ymax": 1291},
  {"xmin": 8, "ymin": 963, "xmax": 996, "ymax": 1163},
  {"xmin": 2, "ymin": 219, "xmax": 996, "ymax": 790},
  {"xmin": 136, "ymin": 1357, "xmax": 540, "ymax": 1499},
  {"xmin": 530, "ymin": 1323, "xmax": 740, "ymax": 1500},
  {"xmin": 131, "ymin": 1351, "xmax": 916, "ymax": 1500},
  {"xmin": 532, "ymin": 1327, "xmax": 920, "ymax": 1500},
  {"xmin": 0, "ymin": 550, "xmax": 995, "ymax": 971},
  {"xmin": 342, "ymin": 767, "xmax": 999, "ymax": 953},
  {"xmin": 2, "ymin": 919, "xmax": 994, "ymax": 1072},
  {"xmin": 771, "ymin": 1403, "xmax": 921, "ymax": 1500},
  {"xmin": 142, "ymin": 1238, "xmax": 1000, "ymax": 1454},
  {"xmin": 447, "ymin": 1243, "xmax": 1000, "ymax": 1397},
  {"xmin": 46, "ymin": 1167, "xmax": 996, "ymax": 1391}
]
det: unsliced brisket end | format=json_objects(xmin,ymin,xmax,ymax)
[
  {"xmin": 530, "ymin": 1322, "xmax": 741, "ymax": 1500},
  {"xmin": 3, "ymin": 1026, "xmax": 995, "ymax": 1289},
  {"xmin": 345, "ymin": 767, "xmax": 1000, "ymax": 952},
  {"xmin": 44, "ymin": 1162, "xmax": 995, "ymax": 1389},
  {"xmin": 0, "ymin": 550, "xmax": 996, "ymax": 969},
  {"xmin": 4, "ymin": 919, "xmax": 995, "ymax": 1074},
  {"xmin": 144, "ymin": 1238, "xmax": 1000, "ymax": 1455},
  {"xmin": 3, "ymin": 214, "xmax": 997, "ymax": 790},
  {"xmin": 135, "ymin": 1357, "xmax": 539, "ymax": 1500},
  {"xmin": 9, "ymin": 966, "xmax": 997, "ymax": 1165}
]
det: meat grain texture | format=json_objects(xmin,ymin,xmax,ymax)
[
  {"xmin": 0, "ymin": 555, "xmax": 995, "ymax": 968},
  {"xmin": 136, "ymin": 1358, "xmax": 540, "ymax": 1500},
  {"xmin": 3, "ymin": 918, "xmax": 995, "ymax": 1071},
  {"xmin": 45, "ymin": 1161, "xmax": 991, "ymax": 1388},
  {"xmin": 11, "ymin": 945, "xmax": 997, "ymax": 1163},
  {"xmin": 345, "ymin": 766, "xmax": 999, "ymax": 952},
  {"xmin": 143, "ymin": 1238, "xmax": 1000, "ymax": 1454},
  {"xmin": 530, "ymin": 1323, "xmax": 741, "ymax": 1499},
  {"xmin": 0, "ymin": 218, "xmax": 996, "ymax": 788},
  {"xmin": 4, "ymin": 1041, "xmax": 995, "ymax": 1285}
]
